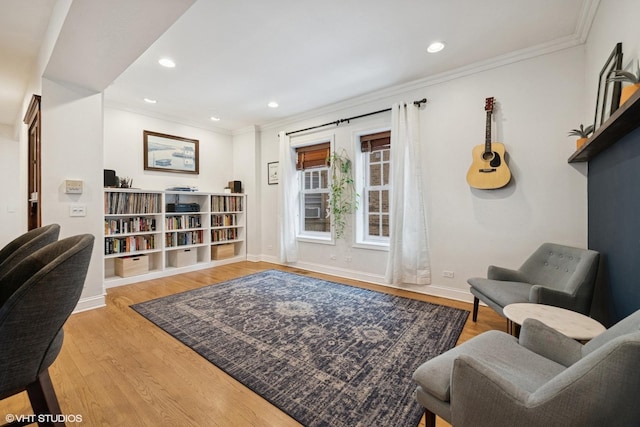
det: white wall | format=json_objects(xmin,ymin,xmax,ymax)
[
  {"xmin": 41, "ymin": 78, "xmax": 105, "ymax": 310},
  {"xmin": 104, "ymin": 108, "xmax": 234, "ymax": 193},
  {"xmin": 0, "ymin": 131, "xmax": 22, "ymax": 245},
  {"xmin": 584, "ymin": 0, "xmax": 640, "ymax": 119},
  {"xmin": 258, "ymin": 46, "xmax": 589, "ymax": 301}
]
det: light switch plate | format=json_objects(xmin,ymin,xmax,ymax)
[{"xmin": 65, "ymin": 179, "xmax": 83, "ymax": 194}]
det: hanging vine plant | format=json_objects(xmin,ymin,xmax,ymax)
[{"xmin": 326, "ymin": 149, "xmax": 359, "ymax": 239}]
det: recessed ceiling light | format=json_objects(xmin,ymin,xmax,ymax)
[
  {"xmin": 427, "ymin": 41, "xmax": 445, "ymax": 53},
  {"xmin": 210, "ymin": 116, "xmax": 221, "ymax": 121},
  {"xmin": 144, "ymin": 98, "xmax": 157, "ymax": 104},
  {"xmin": 158, "ymin": 58, "xmax": 176, "ymax": 68},
  {"xmin": 268, "ymin": 101, "xmax": 279, "ymax": 108}
]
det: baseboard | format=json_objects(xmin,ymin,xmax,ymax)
[
  {"xmin": 255, "ymin": 255, "xmax": 475, "ymax": 304},
  {"xmin": 74, "ymin": 294, "xmax": 106, "ymax": 313}
]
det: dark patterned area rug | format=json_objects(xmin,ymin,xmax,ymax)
[{"xmin": 131, "ymin": 270, "xmax": 468, "ymax": 427}]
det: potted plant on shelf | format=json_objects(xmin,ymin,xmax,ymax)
[
  {"xmin": 568, "ymin": 124, "xmax": 594, "ymax": 150},
  {"xmin": 326, "ymin": 150, "xmax": 359, "ymax": 240},
  {"xmin": 608, "ymin": 59, "xmax": 640, "ymax": 105}
]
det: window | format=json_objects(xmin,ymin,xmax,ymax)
[
  {"xmin": 296, "ymin": 142, "xmax": 331, "ymax": 239},
  {"xmin": 357, "ymin": 131, "xmax": 391, "ymax": 246}
]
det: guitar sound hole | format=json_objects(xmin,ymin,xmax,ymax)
[{"xmin": 482, "ymin": 152, "xmax": 494, "ymax": 161}]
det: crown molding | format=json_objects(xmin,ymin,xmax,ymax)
[
  {"xmin": 103, "ymin": 99, "xmax": 233, "ymax": 136},
  {"xmin": 260, "ymin": 32, "xmax": 587, "ymax": 133}
]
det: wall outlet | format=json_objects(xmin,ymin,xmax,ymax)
[
  {"xmin": 345, "ymin": 256, "xmax": 352, "ymax": 263},
  {"xmin": 442, "ymin": 270, "xmax": 455, "ymax": 278},
  {"xmin": 329, "ymin": 254, "xmax": 337, "ymax": 260},
  {"xmin": 69, "ymin": 204, "xmax": 87, "ymax": 217}
]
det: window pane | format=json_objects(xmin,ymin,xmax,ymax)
[
  {"xmin": 383, "ymin": 150, "xmax": 390, "ymax": 161},
  {"xmin": 381, "ymin": 189, "xmax": 389, "ymax": 213},
  {"xmin": 381, "ymin": 214, "xmax": 389, "ymax": 237},
  {"xmin": 304, "ymin": 193, "xmax": 330, "ymax": 232},
  {"xmin": 368, "ymin": 190, "xmax": 380, "ymax": 212},
  {"xmin": 382, "ymin": 163, "xmax": 390, "ymax": 185},
  {"xmin": 320, "ymin": 169, "xmax": 328, "ymax": 188},
  {"xmin": 369, "ymin": 214, "xmax": 380, "ymax": 236},
  {"xmin": 370, "ymin": 164, "xmax": 381, "ymax": 186}
]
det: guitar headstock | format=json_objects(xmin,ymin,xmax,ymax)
[{"xmin": 485, "ymin": 97, "xmax": 495, "ymax": 113}]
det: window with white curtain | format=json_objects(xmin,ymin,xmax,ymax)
[{"xmin": 356, "ymin": 130, "xmax": 391, "ymax": 247}]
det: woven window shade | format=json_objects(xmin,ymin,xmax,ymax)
[
  {"xmin": 360, "ymin": 131, "xmax": 391, "ymax": 153},
  {"xmin": 360, "ymin": 131, "xmax": 390, "ymax": 152},
  {"xmin": 296, "ymin": 143, "xmax": 330, "ymax": 170}
]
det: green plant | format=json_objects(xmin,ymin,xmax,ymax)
[
  {"xmin": 608, "ymin": 60, "xmax": 640, "ymax": 84},
  {"xmin": 568, "ymin": 124, "xmax": 594, "ymax": 139},
  {"xmin": 326, "ymin": 150, "xmax": 359, "ymax": 240}
]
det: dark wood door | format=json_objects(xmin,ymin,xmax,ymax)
[{"xmin": 24, "ymin": 95, "xmax": 41, "ymax": 230}]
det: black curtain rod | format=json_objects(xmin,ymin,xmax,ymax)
[{"xmin": 285, "ymin": 98, "xmax": 427, "ymax": 136}]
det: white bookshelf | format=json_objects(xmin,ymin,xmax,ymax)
[{"xmin": 103, "ymin": 189, "xmax": 246, "ymax": 287}]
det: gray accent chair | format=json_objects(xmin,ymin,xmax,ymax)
[
  {"xmin": 468, "ymin": 243, "xmax": 599, "ymax": 322},
  {"xmin": 0, "ymin": 224, "xmax": 60, "ymax": 279},
  {"xmin": 413, "ymin": 309, "xmax": 640, "ymax": 427},
  {"xmin": 0, "ymin": 234, "xmax": 94, "ymax": 426}
]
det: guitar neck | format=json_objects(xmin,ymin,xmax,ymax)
[{"xmin": 484, "ymin": 110, "xmax": 492, "ymax": 153}]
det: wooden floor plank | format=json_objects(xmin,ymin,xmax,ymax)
[{"xmin": 0, "ymin": 262, "xmax": 503, "ymax": 426}]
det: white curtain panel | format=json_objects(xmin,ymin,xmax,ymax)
[
  {"xmin": 278, "ymin": 131, "xmax": 299, "ymax": 263},
  {"xmin": 385, "ymin": 103, "xmax": 431, "ymax": 285}
]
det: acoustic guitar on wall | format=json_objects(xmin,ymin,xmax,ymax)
[{"xmin": 466, "ymin": 97, "xmax": 511, "ymax": 189}]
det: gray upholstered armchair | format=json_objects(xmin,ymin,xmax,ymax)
[
  {"xmin": 0, "ymin": 234, "xmax": 94, "ymax": 423},
  {"xmin": 468, "ymin": 243, "xmax": 599, "ymax": 322},
  {"xmin": 413, "ymin": 309, "xmax": 640, "ymax": 427},
  {"xmin": 0, "ymin": 224, "xmax": 60, "ymax": 278}
]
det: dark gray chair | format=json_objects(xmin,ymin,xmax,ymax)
[
  {"xmin": 0, "ymin": 234, "xmax": 94, "ymax": 426},
  {"xmin": 468, "ymin": 243, "xmax": 599, "ymax": 322},
  {"xmin": 0, "ymin": 224, "xmax": 60, "ymax": 279},
  {"xmin": 413, "ymin": 309, "xmax": 640, "ymax": 427}
]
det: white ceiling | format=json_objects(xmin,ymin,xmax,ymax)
[{"xmin": 1, "ymin": 0, "xmax": 596, "ymax": 133}]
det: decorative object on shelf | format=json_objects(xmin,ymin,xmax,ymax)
[
  {"xmin": 143, "ymin": 130, "xmax": 199, "ymax": 175},
  {"xmin": 594, "ymin": 42, "xmax": 623, "ymax": 130},
  {"xmin": 267, "ymin": 161, "xmax": 279, "ymax": 185},
  {"xmin": 608, "ymin": 59, "xmax": 640, "ymax": 106},
  {"xmin": 118, "ymin": 176, "xmax": 133, "ymax": 188},
  {"xmin": 466, "ymin": 97, "xmax": 511, "ymax": 190},
  {"xmin": 568, "ymin": 124, "xmax": 594, "ymax": 150},
  {"xmin": 327, "ymin": 150, "xmax": 358, "ymax": 240}
]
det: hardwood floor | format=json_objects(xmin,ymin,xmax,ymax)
[{"xmin": 0, "ymin": 262, "xmax": 504, "ymax": 426}]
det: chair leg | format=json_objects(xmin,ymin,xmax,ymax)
[
  {"xmin": 472, "ymin": 296, "xmax": 479, "ymax": 322},
  {"xmin": 424, "ymin": 409, "xmax": 437, "ymax": 427},
  {"xmin": 26, "ymin": 370, "xmax": 65, "ymax": 427}
]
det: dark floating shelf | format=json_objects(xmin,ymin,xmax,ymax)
[{"xmin": 568, "ymin": 88, "xmax": 640, "ymax": 163}]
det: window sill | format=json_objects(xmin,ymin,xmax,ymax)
[
  {"xmin": 353, "ymin": 242, "xmax": 389, "ymax": 252},
  {"xmin": 297, "ymin": 236, "xmax": 334, "ymax": 246}
]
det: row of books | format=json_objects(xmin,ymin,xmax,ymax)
[
  {"xmin": 165, "ymin": 230, "xmax": 204, "ymax": 247},
  {"xmin": 165, "ymin": 215, "xmax": 201, "ymax": 230},
  {"xmin": 211, "ymin": 195, "xmax": 243, "ymax": 212},
  {"xmin": 105, "ymin": 235, "xmax": 156, "ymax": 255},
  {"xmin": 105, "ymin": 192, "xmax": 161, "ymax": 215},
  {"xmin": 211, "ymin": 214, "xmax": 237, "ymax": 227},
  {"xmin": 105, "ymin": 217, "xmax": 157, "ymax": 235},
  {"xmin": 211, "ymin": 228, "xmax": 239, "ymax": 242}
]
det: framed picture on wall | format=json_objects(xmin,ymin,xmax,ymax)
[
  {"xmin": 268, "ymin": 161, "xmax": 279, "ymax": 185},
  {"xmin": 143, "ymin": 130, "xmax": 199, "ymax": 174},
  {"xmin": 594, "ymin": 43, "xmax": 623, "ymax": 130}
]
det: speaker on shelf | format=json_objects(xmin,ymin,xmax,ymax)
[
  {"xmin": 104, "ymin": 169, "xmax": 118, "ymax": 187},
  {"xmin": 228, "ymin": 180, "xmax": 242, "ymax": 193}
]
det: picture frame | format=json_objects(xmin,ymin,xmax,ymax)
[
  {"xmin": 143, "ymin": 130, "xmax": 199, "ymax": 174},
  {"xmin": 594, "ymin": 43, "xmax": 623, "ymax": 130},
  {"xmin": 268, "ymin": 161, "xmax": 279, "ymax": 185}
]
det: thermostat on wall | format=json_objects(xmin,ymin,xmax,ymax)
[{"xmin": 65, "ymin": 179, "xmax": 83, "ymax": 194}]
